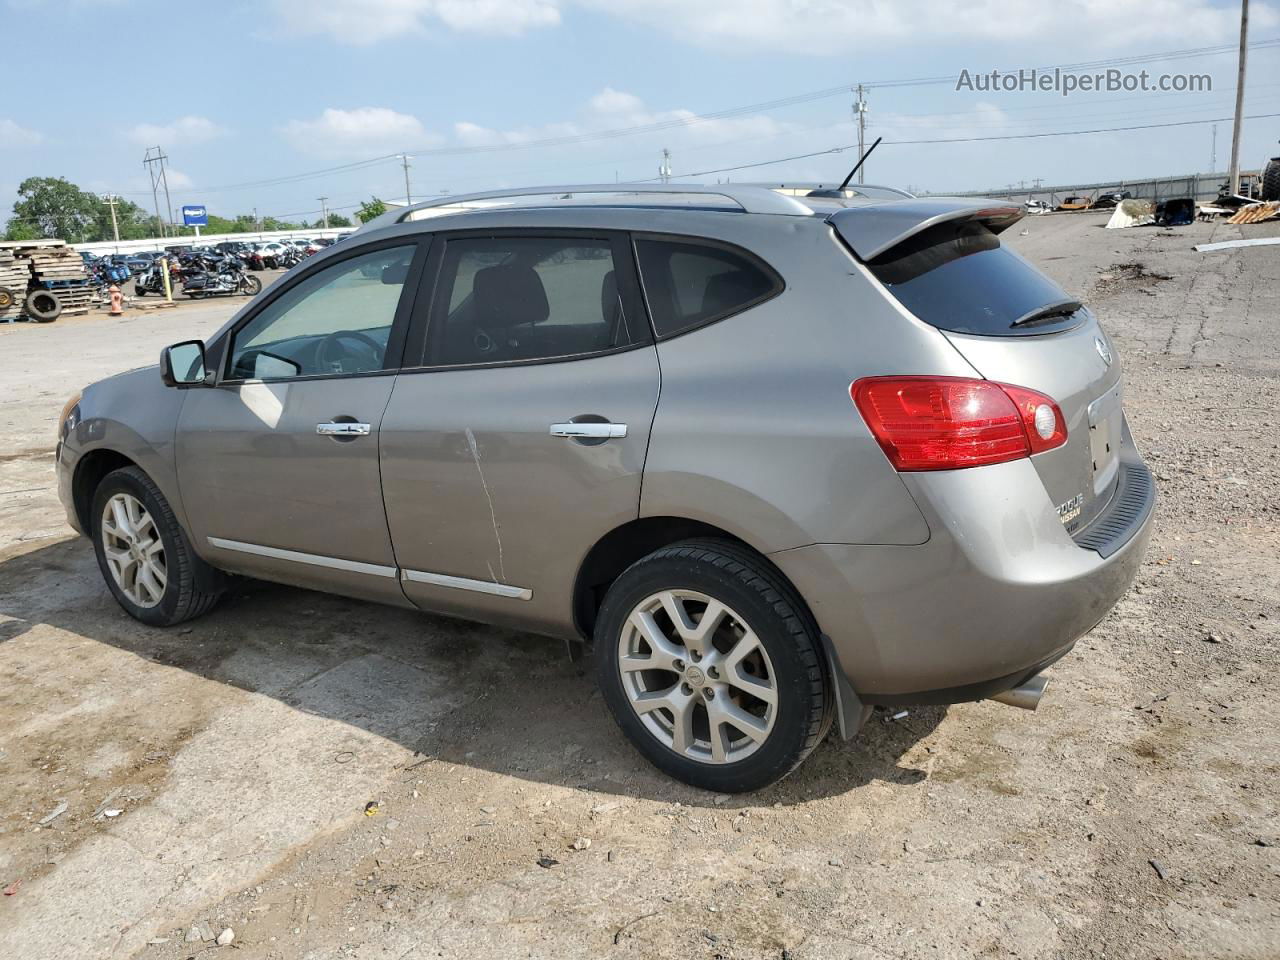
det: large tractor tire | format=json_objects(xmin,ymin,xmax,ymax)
[{"xmin": 1262, "ymin": 157, "xmax": 1280, "ymax": 202}]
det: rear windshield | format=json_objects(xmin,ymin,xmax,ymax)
[{"xmin": 866, "ymin": 220, "xmax": 1085, "ymax": 337}]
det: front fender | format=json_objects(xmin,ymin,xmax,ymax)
[{"xmin": 64, "ymin": 366, "xmax": 191, "ymax": 538}]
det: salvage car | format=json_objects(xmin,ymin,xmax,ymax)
[{"xmin": 55, "ymin": 184, "xmax": 1154, "ymax": 792}]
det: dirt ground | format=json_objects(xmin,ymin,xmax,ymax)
[{"xmin": 1, "ymin": 217, "xmax": 1277, "ymax": 960}]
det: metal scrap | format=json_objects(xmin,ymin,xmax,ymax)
[{"xmin": 1195, "ymin": 237, "xmax": 1280, "ymax": 253}]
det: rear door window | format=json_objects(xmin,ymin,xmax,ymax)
[
  {"xmin": 634, "ymin": 238, "xmax": 781, "ymax": 339},
  {"xmin": 427, "ymin": 236, "xmax": 644, "ymax": 366},
  {"xmin": 866, "ymin": 220, "xmax": 1084, "ymax": 337}
]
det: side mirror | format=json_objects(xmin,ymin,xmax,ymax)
[{"xmin": 160, "ymin": 340, "xmax": 208, "ymax": 388}]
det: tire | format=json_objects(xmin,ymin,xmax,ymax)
[
  {"xmin": 0, "ymin": 286, "xmax": 13, "ymax": 309},
  {"xmin": 24, "ymin": 289, "xmax": 62, "ymax": 323},
  {"xmin": 240, "ymin": 275, "xmax": 262, "ymax": 296},
  {"xmin": 595, "ymin": 538, "xmax": 832, "ymax": 793},
  {"xmin": 90, "ymin": 466, "xmax": 222, "ymax": 626},
  {"xmin": 1263, "ymin": 158, "xmax": 1280, "ymax": 202},
  {"xmin": 134, "ymin": 283, "xmax": 146, "ymax": 297}
]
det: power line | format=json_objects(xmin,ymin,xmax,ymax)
[
  {"xmin": 110, "ymin": 36, "xmax": 1280, "ymax": 199},
  {"xmin": 653, "ymin": 111, "xmax": 1280, "ymax": 181}
]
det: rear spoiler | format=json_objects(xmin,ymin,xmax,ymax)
[{"xmin": 828, "ymin": 198, "xmax": 1024, "ymax": 261}]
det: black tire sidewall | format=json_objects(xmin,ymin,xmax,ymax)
[
  {"xmin": 25, "ymin": 291, "xmax": 62, "ymax": 322},
  {"xmin": 595, "ymin": 548, "xmax": 824, "ymax": 793},
  {"xmin": 91, "ymin": 470, "xmax": 187, "ymax": 626}
]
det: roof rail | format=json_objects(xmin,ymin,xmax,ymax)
[{"xmin": 356, "ymin": 183, "xmax": 814, "ymax": 232}]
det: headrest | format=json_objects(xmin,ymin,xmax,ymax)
[{"xmin": 472, "ymin": 264, "xmax": 550, "ymax": 328}]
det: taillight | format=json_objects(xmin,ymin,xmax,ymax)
[{"xmin": 850, "ymin": 376, "xmax": 1066, "ymax": 471}]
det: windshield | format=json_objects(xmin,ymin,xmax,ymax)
[{"xmin": 866, "ymin": 219, "xmax": 1086, "ymax": 337}]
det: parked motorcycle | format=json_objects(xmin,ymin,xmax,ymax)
[
  {"xmin": 181, "ymin": 257, "xmax": 263, "ymax": 299},
  {"xmin": 134, "ymin": 259, "xmax": 179, "ymax": 297}
]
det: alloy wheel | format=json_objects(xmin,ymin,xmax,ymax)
[
  {"xmin": 617, "ymin": 589, "xmax": 777, "ymax": 764},
  {"xmin": 100, "ymin": 493, "xmax": 167, "ymax": 608}
]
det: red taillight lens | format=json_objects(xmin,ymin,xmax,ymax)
[{"xmin": 850, "ymin": 376, "xmax": 1066, "ymax": 471}]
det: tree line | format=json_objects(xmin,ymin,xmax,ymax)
[{"xmin": 3, "ymin": 177, "xmax": 390, "ymax": 243}]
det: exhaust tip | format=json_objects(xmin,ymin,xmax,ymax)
[{"xmin": 989, "ymin": 673, "xmax": 1049, "ymax": 711}]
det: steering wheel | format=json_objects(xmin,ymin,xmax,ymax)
[{"xmin": 314, "ymin": 330, "xmax": 383, "ymax": 374}]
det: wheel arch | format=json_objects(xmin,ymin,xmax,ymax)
[
  {"xmin": 571, "ymin": 516, "xmax": 822, "ymax": 643},
  {"xmin": 72, "ymin": 448, "xmax": 139, "ymax": 533}
]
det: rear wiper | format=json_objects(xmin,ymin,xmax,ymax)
[{"xmin": 1009, "ymin": 298, "xmax": 1083, "ymax": 328}]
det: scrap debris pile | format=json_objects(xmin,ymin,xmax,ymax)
[{"xmin": 0, "ymin": 240, "xmax": 94, "ymax": 323}]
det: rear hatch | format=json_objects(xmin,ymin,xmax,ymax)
[{"xmin": 831, "ymin": 200, "xmax": 1124, "ymax": 534}]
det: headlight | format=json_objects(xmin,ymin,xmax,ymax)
[{"xmin": 58, "ymin": 391, "xmax": 81, "ymax": 440}]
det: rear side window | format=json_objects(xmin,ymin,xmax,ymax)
[
  {"xmin": 635, "ymin": 239, "xmax": 781, "ymax": 339},
  {"xmin": 428, "ymin": 236, "xmax": 642, "ymax": 366},
  {"xmin": 867, "ymin": 220, "xmax": 1083, "ymax": 337}
]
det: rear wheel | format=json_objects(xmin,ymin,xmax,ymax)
[
  {"xmin": 91, "ymin": 466, "xmax": 222, "ymax": 626},
  {"xmin": 595, "ymin": 539, "xmax": 831, "ymax": 792}
]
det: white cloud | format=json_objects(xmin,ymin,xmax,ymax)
[
  {"xmin": 0, "ymin": 117, "xmax": 44, "ymax": 148},
  {"xmin": 282, "ymin": 107, "xmax": 441, "ymax": 155},
  {"xmin": 453, "ymin": 87, "xmax": 787, "ymax": 151},
  {"xmin": 587, "ymin": 0, "xmax": 1275, "ymax": 54},
  {"xmin": 128, "ymin": 115, "xmax": 227, "ymax": 146},
  {"xmin": 267, "ymin": 0, "xmax": 1277, "ymax": 52},
  {"xmin": 268, "ymin": 0, "xmax": 559, "ymax": 45}
]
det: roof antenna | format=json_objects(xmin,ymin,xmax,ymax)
[
  {"xmin": 839, "ymin": 136, "xmax": 882, "ymax": 191},
  {"xmin": 807, "ymin": 137, "xmax": 883, "ymax": 198}
]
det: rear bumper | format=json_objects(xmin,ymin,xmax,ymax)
[{"xmin": 772, "ymin": 447, "xmax": 1154, "ymax": 702}]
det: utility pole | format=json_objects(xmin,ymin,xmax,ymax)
[
  {"xmin": 318, "ymin": 196, "xmax": 329, "ymax": 229},
  {"xmin": 659, "ymin": 148, "xmax": 672, "ymax": 184},
  {"xmin": 854, "ymin": 84, "xmax": 868, "ymax": 184},
  {"xmin": 101, "ymin": 194, "xmax": 120, "ymax": 243},
  {"xmin": 1211, "ymin": 124, "xmax": 1219, "ymax": 171},
  {"xmin": 142, "ymin": 146, "xmax": 174, "ymax": 238},
  {"xmin": 253, "ymin": 207, "xmax": 260, "ymax": 232},
  {"xmin": 400, "ymin": 154, "xmax": 413, "ymax": 205},
  {"xmin": 1229, "ymin": 0, "xmax": 1249, "ymax": 196},
  {"xmin": 143, "ymin": 148, "xmax": 165, "ymax": 238}
]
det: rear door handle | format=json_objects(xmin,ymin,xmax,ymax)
[
  {"xmin": 317, "ymin": 421, "xmax": 371, "ymax": 437},
  {"xmin": 550, "ymin": 422, "xmax": 627, "ymax": 439}
]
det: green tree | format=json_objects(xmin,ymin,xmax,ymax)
[
  {"xmin": 8, "ymin": 176, "xmax": 101, "ymax": 241},
  {"xmin": 3, "ymin": 218, "xmax": 41, "ymax": 242},
  {"xmin": 356, "ymin": 197, "xmax": 387, "ymax": 223},
  {"xmin": 313, "ymin": 213, "xmax": 352, "ymax": 228},
  {"xmin": 93, "ymin": 196, "xmax": 154, "ymax": 242}
]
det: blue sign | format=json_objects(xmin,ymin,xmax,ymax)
[{"xmin": 181, "ymin": 205, "xmax": 208, "ymax": 227}]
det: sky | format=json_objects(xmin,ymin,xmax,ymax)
[{"xmin": 1, "ymin": 0, "xmax": 1279, "ymax": 228}]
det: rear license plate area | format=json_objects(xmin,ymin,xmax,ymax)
[{"xmin": 1087, "ymin": 382, "xmax": 1123, "ymax": 495}]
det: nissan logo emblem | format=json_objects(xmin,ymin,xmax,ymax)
[{"xmin": 1094, "ymin": 336, "xmax": 1113, "ymax": 366}]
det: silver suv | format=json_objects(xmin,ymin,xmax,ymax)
[{"xmin": 55, "ymin": 184, "xmax": 1154, "ymax": 792}]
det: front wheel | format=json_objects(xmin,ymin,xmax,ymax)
[
  {"xmin": 240, "ymin": 275, "xmax": 262, "ymax": 296},
  {"xmin": 595, "ymin": 539, "xmax": 831, "ymax": 793},
  {"xmin": 91, "ymin": 466, "xmax": 222, "ymax": 626}
]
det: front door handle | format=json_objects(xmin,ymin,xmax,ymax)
[
  {"xmin": 317, "ymin": 421, "xmax": 371, "ymax": 437},
  {"xmin": 550, "ymin": 422, "xmax": 627, "ymax": 439}
]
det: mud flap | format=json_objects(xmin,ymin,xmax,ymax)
[{"xmin": 820, "ymin": 634, "xmax": 873, "ymax": 740}]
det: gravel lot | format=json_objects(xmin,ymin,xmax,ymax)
[{"xmin": 1, "ymin": 217, "xmax": 1277, "ymax": 960}]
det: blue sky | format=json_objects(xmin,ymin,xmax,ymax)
[{"xmin": 2, "ymin": 0, "xmax": 1278, "ymax": 227}]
